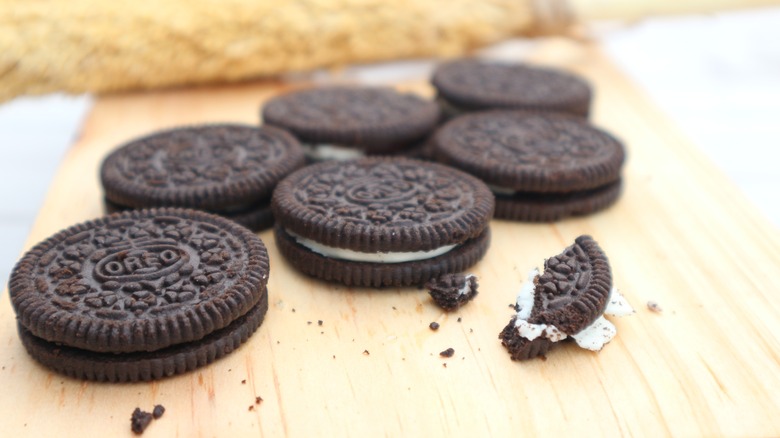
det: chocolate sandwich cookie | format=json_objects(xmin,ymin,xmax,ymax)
[
  {"xmin": 433, "ymin": 111, "xmax": 625, "ymax": 221},
  {"xmin": 431, "ymin": 59, "xmax": 592, "ymax": 118},
  {"xmin": 101, "ymin": 124, "xmax": 305, "ymax": 231},
  {"xmin": 499, "ymin": 235, "xmax": 633, "ymax": 360},
  {"xmin": 271, "ymin": 157, "xmax": 494, "ymax": 287},
  {"xmin": 9, "ymin": 208, "xmax": 270, "ymax": 381},
  {"xmin": 262, "ymin": 86, "xmax": 441, "ymax": 160}
]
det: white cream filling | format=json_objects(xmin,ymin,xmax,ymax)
[
  {"xmin": 287, "ymin": 230, "xmax": 458, "ymax": 263},
  {"xmin": 457, "ymin": 274, "xmax": 476, "ymax": 296},
  {"xmin": 487, "ymin": 183, "xmax": 518, "ymax": 196},
  {"xmin": 513, "ymin": 268, "xmax": 633, "ymax": 351},
  {"xmin": 303, "ymin": 143, "xmax": 365, "ymax": 161}
]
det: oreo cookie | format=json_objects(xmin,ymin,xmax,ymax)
[
  {"xmin": 262, "ymin": 86, "xmax": 441, "ymax": 160},
  {"xmin": 8, "ymin": 208, "xmax": 270, "ymax": 381},
  {"xmin": 499, "ymin": 235, "xmax": 633, "ymax": 361},
  {"xmin": 431, "ymin": 59, "xmax": 592, "ymax": 118},
  {"xmin": 271, "ymin": 157, "xmax": 494, "ymax": 287},
  {"xmin": 433, "ymin": 111, "xmax": 625, "ymax": 221},
  {"xmin": 100, "ymin": 124, "xmax": 305, "ymax": 231}
]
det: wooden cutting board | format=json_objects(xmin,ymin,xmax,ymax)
[{"xmin": 1, "ymin": 39, "xmax": 779, "ymax": 437}]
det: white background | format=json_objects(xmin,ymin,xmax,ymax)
[{"xmin": 1, "ymin": 7, "xmax": 779, "ymax": 283}]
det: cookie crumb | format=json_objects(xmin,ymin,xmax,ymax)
[
  {"xmin": 318, "ymin": 320, "xmax": 323, "ymax": 326},
  {"xmin": 443, "ymin": 363, "xmax": 448, "ymax": 368},
  {"xmin": 292, "ymin": 308, "xmax": 296, "ymax": 312},
  {"xmin": 429, "ymin": 322, "xmax": 440, "ymax": 331},
  {"xmin": 307, "ymin": 321, "xmax": 312, "ymax": 325},
  {"xmin": 255, "ymin": 396, "xmax": 263, "ymax": 404},
  {"xmin": 647, "ymin": 301, "xmax": 662, "ymax": 313},
  {"xmin": 440, "ymin": 348, "xmax": 455, "ymax": 358},
  {"xmin": 248, "ymin": 405, "xmax": 254, "ymax": 411},
  {"xmin": 457, "ymin": 317, "xmax": 462, "ymax": 323},
  {"xmin": 241, "ymin": 379, "xmax": 246, "ymax": 384},
  {"xmin": 427, "ymin": 274, "xmax": 478, "ymax": 311},
  {"xmin": 363, "ymin": 350, "xmax": 370, "ymax": 356},
  {"xmin": 131, "ymin": 408, "xmax": 153, "ymax": 435},
  {"xmin": 152, "ymin": 405, "xmax": 165, "ymax": 419}
]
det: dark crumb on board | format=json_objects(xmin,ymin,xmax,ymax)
[
  {"xmin": 429, "ymin": 322, "xmax": 440, "ymax": 331},
  {"xmin": 443, "ymin": 363, "xmax": 447, "ymax": 368},
  {"xmin": 152, "ymin": 405, "xmax": 165, "ymax": 419},
  {"xmin": 392, "ymin": 306, "xmax": 397, "ymax": 310},
  {"xmin": 131, "ymin": 408, "xmax": 153, "ymax": 435},
  {"xmin": 318, "ymin": 320, "xmax": 323, "ymax": 326},
  {"xmin": 255, "ymin": 396, "xmax": 263, "ymax": 404},
  {"xmin": 440, "ymin": 348, "xmax": 455, "ymax": 358},
  {"xmin": 307, "ymin": 321, "xmax": 312, "ymax": 325},
  {"xmin": 241, "ymin": 379, "xmax": 246, "ymax": 384},
  {"xmin": 292, "ymin": 308, "xmax": 296, "ymax": 313},
  {"xmin": 508, "ymin": 303, "xmax": 515, "ymax": 308},
  {"xmin": 457, "ymin": 317, "xmax": 462, "ymax": 323},
  {"xmin": 248, "ymin": 405, "xmax": 255, "ymax": 412},
  {"xmin": 363, "ymin": 350, "xmax": 370, "ymax": 356},
  {"xmin": 647, "ymin": 301, "xmax": 663, "ymax": 313}
]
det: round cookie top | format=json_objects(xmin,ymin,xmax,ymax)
[
  {"xmin": 262, "ymin": 86, "xmax": 441, "ymax": 152},
  {"xmin": 9, "ymin": 208, "xmax": 269, "ymax": 353},
  {"xmin": 272, "ymin": 157, "xmax": 494, "ymax": 253},
  {"xmin": 433, "ymin": 111, "xmax": 625, "ymax": 193},
  {"xmin": 431, "ymin": 59, "xmax": 592, "ymax": 116},
  {"xmin": 101, "ymin": 124, "xmax": 305, "ymax": 210},
  {"xmin": 530, "ymin": 235, "xmax": 612, "ymax": 334}
]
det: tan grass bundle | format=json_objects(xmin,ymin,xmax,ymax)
[{"xmin": 0, "ymin": 0, "xmax": 775, "ymax": 101}]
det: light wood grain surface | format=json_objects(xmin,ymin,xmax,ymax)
[{"xmin": 1, "ymin": 40, "xmax": 779, "ymax": 437}]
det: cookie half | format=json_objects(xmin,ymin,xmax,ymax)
[
  {"xmin": 433, "ymin": 111, "xmax": 625, "ymax": 221},
  {"xmin": 271, "ymin": 157, "xmax": 494, "ymax": 287},
  {"xmin": 262, "ymin": 86, "xmax": 441, "ymax": 159},
  {"xmin": 431, "ymin": 59, "xmax": 592, "ymax": 118},
  {"xmin": 499, "ymin": 235, "xmax": 614, "ymax": 360},
  {"xmin": 9, "ymin": 208, "xmax": 270, "ymax": 355},
  {"xmin": 100, "ymin": 124, "xmax": 305, "ymax": 230}
]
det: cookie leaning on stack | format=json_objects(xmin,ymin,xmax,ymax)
[{"xmin": 432, "ymin": 111, "xmax": 625, "ymax": 221}]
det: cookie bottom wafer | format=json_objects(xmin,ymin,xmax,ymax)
[
  {"xmin": 18, "ymin": 294, "xmax": 268, "ymax": 383},
  {"xmin": 494, "ymin": 180, "xmax": 622, "ymax": 222},
  {"xmin": 275, "ymin": 226, "xmax": 491, "ymax": 288}
]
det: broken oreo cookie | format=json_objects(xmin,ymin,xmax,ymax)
[
  {"xmin": 426, "ymin": 273, "xmax": 478, "ymax": 311},
  {"xmin": 271, "ymin": 157, "xmax": 494, "ymax": 287},
  {"xmin": 101, "ymin": 124, "xmax": 305, "ymax": 231},
  {"xmin": 9, "ymin": 208, "xmax": 270, "ymax": 381},
  {"xmin": 499, "ymin": 235, "xmax": 633, "ymax": 361}
]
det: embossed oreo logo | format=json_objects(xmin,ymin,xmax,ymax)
[
  {"xmin": 345, "ymin": 179, "xmax": 417, "ymax": 205},
  {"xmin": 94, "ymin": 244, "xmax": 188, "ymax": 282}
]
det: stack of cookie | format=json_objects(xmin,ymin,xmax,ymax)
[
  {"xmin": 9, "ymin": 208, "xmax": 271, "ymax": 382},
  {"xmin": 101, "ymin": 124, "xmax": 305, "ymax": 231},
  {"xmin": 429, "ymin": 59, "xmax": 625, "ymax": 221}
]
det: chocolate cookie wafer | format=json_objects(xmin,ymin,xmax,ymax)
[
  {"xmin": 101, "ymin": 124, "xmax": 305, "ymax": 231},
  {"xmin": 433, "ymin": 111, "xmax": 625, "ymax": 221},
  {"xmin": 431, "ymin": 59, "xmax": 592, "ymax": 118},
  {"xmin": 262, "ymin": 86, "xmax": 440, "ymax": 160},
  {"xmin": 271, "ymin": 157, "xmax": 494, "ymax": 287},
  {"xmin": 8, "ymin": 208, "xmax": 270, "ymax": 381}
]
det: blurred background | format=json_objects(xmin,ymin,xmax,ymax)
[{"xmin": 1, "ymin": 5, "xmax": 779, "ymax": 282}]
